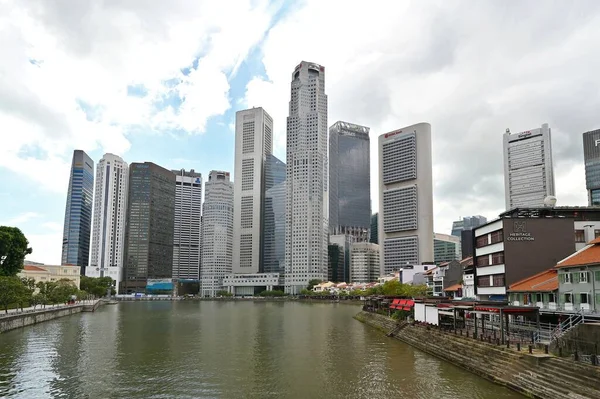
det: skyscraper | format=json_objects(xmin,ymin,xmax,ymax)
[
  {"xmin": 262, "ymin": 154, "xmax": 286, "ymax": 274},
  {"xmin": 503, "ymin": 123, "xmax": 555, "ymax": 209},
  {"xmin": 122, "ymin": 162, "xmax": 176, "ymax": 293},
  {"xmin": 200, "ymin": 170, "xmax": 234, "ymax": 297},
  {"xmin": 87, "ymin": 154, "xmax": 128, "ymax": 290},
  {"xmin": 329, "ymin": 121, "xmax": 371, "ymax": 241},
  {"xmin": 350, "ymin": 242, "xmax": 380, "ymax": 283},
  {"xmin": 284, "ymin": 61, "xmax": 329, "ymax": 294},
  {"xmin": 61, "ymin": 150, "xmax": 94, "ymax": 274},
  {"xmin": 370, "ymin": 213, "xmax": 378, "ymax": 244},
  {"xmin": 378, "ymin": 123, "xmax": 434, "ymax": 276},
  {"xmin": 233, "ymin": 107, "xmax": 274, "ymax": 274},
  {"xmin": 172, "ymin": 169, "xmax": 202, "ymax": 280},
  {"xmin": 433, "ymin": 233, "xmax": 461, "ymax": 264},
  {"xmin": 450, "ymin": 215, "xmax": 487, "ymax": 237},
  {"xmin": 582, "ymin": 129, "xmax": 600, "ymax": 206}
]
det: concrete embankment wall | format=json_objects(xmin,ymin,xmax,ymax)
[
  {"xmin": 0, "ymin": 301, "xmax": 103, "ymax": 334},
  {"xmin": 355, "ymin": 311, "xmax": 600, "ymax": 399}
]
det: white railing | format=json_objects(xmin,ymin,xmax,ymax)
[{"xmin": 550, "ymin": 312, "xmax": 585, "ymax": 342}]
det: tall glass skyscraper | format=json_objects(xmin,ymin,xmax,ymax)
[
  {"xmin": 583, "ymin": 129, "xmax": 600, "ymax": 205},
  {"xmin": 61, "ymin": 150, "xmax": 94, "ymax": 274},
  {"xmin": 262, "ymin": 154, "xmax": 286, "ymax": 274},
  {"xmin": 329, "ymin": 121, "xmax": 371, "ymax": 241},
  {"xmin": 123, "ymin": 162, "xmax": 176, "ymax": 293}
]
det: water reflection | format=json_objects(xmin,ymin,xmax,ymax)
[{"xmin": 0, "ymin": 302, "xmax": 523, "ymax": 399}]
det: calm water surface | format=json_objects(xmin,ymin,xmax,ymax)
[{"xmin": 0, "ymin": 301, "xmax": 523, "ymax": 398}]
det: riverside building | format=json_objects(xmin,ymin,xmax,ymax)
[
  {"xmin": 172, "ymin": 169, "xmax": 202, "ymax": 280},
  {"xmin": 284, "ymin": 61, "xmax": 329, "ymax": 294},
  {"xmin": 350, "ymin": 242, "xmax": 380, "ymax": 283},
  {"xmin": 329, "ymin": 121, "xmax": 371, "ymax": 241},
  {"xmin": 503, "ymin": 123, "xmax": 555, "ymax": 210},
  {"xmin": 61, "ymin": 150, "xmax": 94, "ymax": 274},
  {"xmin": 123, "ymin": 162, "xmax": 176, "ymax": 293},
  {"xmin": 87, "ymin": 154, "xmax": 128, "ymax": 291},
  {"xmin": 378, "ymin": 123, "xmax": 434, "ymax": 276},
  {"xmin": 200, "ymin": 171, "xmax": 234, "ymax": 297}
]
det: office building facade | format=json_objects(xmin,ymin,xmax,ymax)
[
  {"xmin": 370, "ymin": 213, "xmax": 378, "ymax": 244},
  {"xmin": 451, "ymin": 215, "xmax": 487, "ymax": 237},
  {"xmin": 284, "ymin": 61, "xmax": 329, "ymax": 294},
  {"xmin": 201, "ymin": 171, "xmax": 234, "ymax": 297},
  {"xmin": 433, "ymin": 233, "xmax": 461, "ymax": 264},
  {"xmin": 87, "ymin": 154, "xmax": 128, "ymax": 290},
  {"xmin": 503, "ymin": 123, "xmax": 555, "ymax": 209},
  {"xmin": 172, "ymin": 169, "xmax": 202, "ymax": 280},
  {"xmin": 61, "ymin": 150, "xmax": 94, "ymax": 274},
  {"xmin": 350, "ymin": 242, "xmax": 380, "ymax": 283},
  {"xmin": 583, "ymin": 129, "xmax": 600, "ymax": 206},
  {"xmin": 123, "ymin": 162, "xmax": 176, "ymax": 293},
  {"xmin": 378, "ymin": 123, "xmax": 434, "ymax": 276},
  {"xmin": 233, "ymin": 107, "xmax": 274, "ymax": 274},
  {"xmin": 262, "ymin": 154, "xmax": 286, "ymax": 275},
  {"xmin": 329, "ymin": 121, "xmax": 371, "ymax": 241}
]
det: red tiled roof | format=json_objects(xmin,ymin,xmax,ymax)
[
  {"xmin": 555, "ymin": 241, "xmax": 600, "ymax": 268},
  {"xmin": 444, "ymin": 283, "xmax": 462, "ymax": 292},
  {"xmin": 424, "ymin": 267, "xmax": 437, "ymax": 275},
  {"xmin": 23, "ymin": 265, "xmax": 47, "ymax": 272},
  {"xmin": 460, "ymin": 257, "xmax": 473, "ymax": 266},
  {"xmin": 508, "ymin": 269, "xmax": 558, "ymax": 292}
]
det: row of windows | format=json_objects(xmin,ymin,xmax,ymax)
[
  {"xmin": 382, "ymin": 134, "xmax": 417, "ymax": 184},
  {"xmin": 382, "ymin": 186, "xmax": 418, "ymax": 233}
]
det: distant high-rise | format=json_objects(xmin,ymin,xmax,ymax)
[
  {"xmin": 503, "ymin": 123, "xmax": 555, "ymax": 209},
  {"xmin": 378, "ymin": 123, "xmax": 434, "ymax": 276},
  {"xmin": 329, "ymin": 121, "xmax": 371, "ymax": 241},
  {"xmin": 329, "ymin": 234, "xmax": 351, "ymax": 282},
  {"xmin": 123, "ymin": 162, "xmax": 176, "ymax": 293},
  {"xmin": 350, "ymin": 242, "xmax": 380, "ymax": 283},
  {"xmin": 262, "ymin": 154, "xmax": 286, "ymax": 274},
  {"xmin": 88, "ymin": 154, "xmax": 128, "ymax": 291},
  {"xmin": 433, "ymin": 233, "xmax": 461, "ymax": 264},
  {"xmin": 233, "ymin": 107, "xmax": 274, "ymax": 274},
  {"xmin": 172, "ymin": 169, "xmax": 202, "ymax": 280},
  {"xmin": 61, "ymin": 150, "xmax": 94, "ymax": 274},
  {"xmin": 370, "ymin": 213, "xmax": 378, "ymax": 244},
  {"xmin": 201, "ymin": 171, "xmax": 234, "ymax": 297},
  {"xmin": 582, "ymin": 129, "xmax": 600, "ymax": 205},
  {"xmin": 284, "ymin": 61, "xmax": 329, "ymax": 294},
  {"xmin": 451, "ymin": 215, "xmax": 487, "ymax": 237}
]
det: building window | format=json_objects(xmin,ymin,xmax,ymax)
[
  {"xmin": 535, "ymin": 293, "xmax": 542, "ymax": 303},
  {"xmin": 477, "ymin": 276, "xmax": 490, "ymax": 287},
  {"xmin": 580, "ymin": 293, "xmax": 589, "ymax": 304},
  {"xmin": 559, "ymin": 273, "xmax": 572, "ymax": 283},
  {"xmin": 477, "ymin": 256, "xmax": 490, "ymax": 267},
  {"xmin": 490, "ymin": 230, "xmax": 503, "ymax": 244},
  {"xmin": 491, "ymin": 252, "xmax": 504, "ymax": 265},
  {"xmin": 595, "ymin": 271, "xmax": 600, "ymax": 282},
  {"xmin": 595, "ymin": 230, "xmax": 600, "ymax": 239},
  {"xmin": 564, "ymin": 293, "xmax": 573, "ymax": 303},
  {"xmin": 476, "ymin": 235, "xmax": 488, "ymax": 248},
  {"xmin": 492, "ymin": 274, "xmax": 505, "ymax": 287},
  {"xmin": 574, "ymin": 230, "xmax": 585, "ymax": 243},
  {"xmin": 548, "ymin": 293, "xmax": 556, "ymax": 303},
  {"xmin": 579, "ymin": 271, "xmax": 589, "ymax": 283}
]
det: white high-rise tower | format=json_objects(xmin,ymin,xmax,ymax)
[
  {"xmin": 233, "ymin": 107, "xmax": 273, "ymax": 274},
  {"xmin": 172, "ymin": 169, "xmax": 202, "ymax": 280},
  {"xmin": 503, "ymin": 123, "xmax": 555, "ymax": 209},
  {"xmin": 284, "ymin": 61, "xmax": 328, "ymax": 294},
  {"xmin": 88, "ymin": 153, "xmax": 128, "ymax": 292},
  {"xmin": 200, "ymin": 170, "xmax": 234, "ymax": 297}
]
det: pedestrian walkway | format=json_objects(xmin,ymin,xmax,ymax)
[{"xmin": 0, "ymin": 301, "xmax": 95, "ymax": 318}]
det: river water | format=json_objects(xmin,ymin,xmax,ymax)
[{"xmin": 0, "ymin": 301, "xmax": 523, "ymax": 398}]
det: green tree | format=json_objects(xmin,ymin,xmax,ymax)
[
  {"xmin": 80, "ymin": 276, "xmax": 114, "ymax": 297},
  {"xmin": 0, "ymin": 226, "xmax": 32, "ymax": 276},
  {"xmin": 300, "ymin": 288, "xmax": 313, "ymax": 295},
  {"xmin": 49, "ymin": 279, "xmax": 78, "ymax": 304},
  {"xmin": 216, "ymin": 290, "xmax": 232, "ymax": 297},
  {"xmin": 258, "ymin": 290, "xmax": 285, "ymax": 297},
  {"xmin": 0, "ymin": 276, "xmax": 23, "ymax": 312}
]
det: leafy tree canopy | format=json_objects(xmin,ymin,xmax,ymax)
[
  {"xmin": 0, "ymin": 276, "xmax": 28, "ymax": 313},
  {"xmin": 307, "ymin": 279, "xmax": 322, "ymax": 291},
  {"xmin": 80, "ymin": 276, "xmax": 114, "ymax": 297},
  {"xmin": 0, "ymin": 226, "xmax": 32, "ymax": 276},
  {"xmin": 258, "ymin": 290, "xmax": 286, "ymax": 297}
]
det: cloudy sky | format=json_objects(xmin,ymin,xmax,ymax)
[{"xmin": 1, "ymin": 0, "xmax": 598, "ymax": 264}]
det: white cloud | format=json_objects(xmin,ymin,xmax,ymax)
[
  {"xmin": 0, "ymin": 0, "xmax": 280, "ymax": 190},
  {"xmin": 246, "ymin": 0, "xmax": 600, "ymax": 233},
  {"xmin": 1, "ymin": 212, "xmax": 40, "ymax": 226}
]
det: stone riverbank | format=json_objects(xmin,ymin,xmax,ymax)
[{"xmin": 355, "ymin": 311, "xmax": 600, "ymax": 399}]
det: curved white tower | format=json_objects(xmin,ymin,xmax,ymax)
[{"xmin": 88, "ymin": 153, "xmax": 128, "ymax": 292}]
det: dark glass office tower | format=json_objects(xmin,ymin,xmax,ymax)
[
  {"xmin": 61, "ymin": 150, "xmax": 94, "ymax": 274},
  {"xmin": 583, "ymin": 129, "xmax": 600, "ymax": 205},
  {"xmin": 261, "ymin": 154, "xmax": 286, "ymax": 274},
  {"xmin": 123, "ymin": 162, "xmax": 176, "ymax": 293},
  {"xmin": 370, "ymin": 213, "xmax": 378, "ymax": 244},
  {"xmin": 329, "ymin": 121, "xmax": 371, "ymax": 241}
]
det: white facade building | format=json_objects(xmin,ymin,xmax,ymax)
[
  {"xmin": 350, "ymin": 242, "xmax": 380, "ymax": 283},
  {"xmin": 223, "ymin": 273, "xmax": 280, "ymax": 296},
  {"xmin": 284, "ymin": 61, "xmax": 329, "ymax": 294},
  {"xmin": 233, "ymin": 107, "xmax": 273, "ymax": 274},
  {"xmin": 378, "ymin": 123, "xmax": 434, "ymax": 276},
  {"xmin": 503, "ymin": 123, "xmax": 555, "ymax": 210},
  {"xmin": 172, "ymin": 169, "xmax": 202, "ymax": 280},
  {"xmin": 87, "ymin": 153, "xmax": 128, "ymax": 292},
  {"xmin": 200, "ymin": 171, "xmax": 234, "ymax": 297}
]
